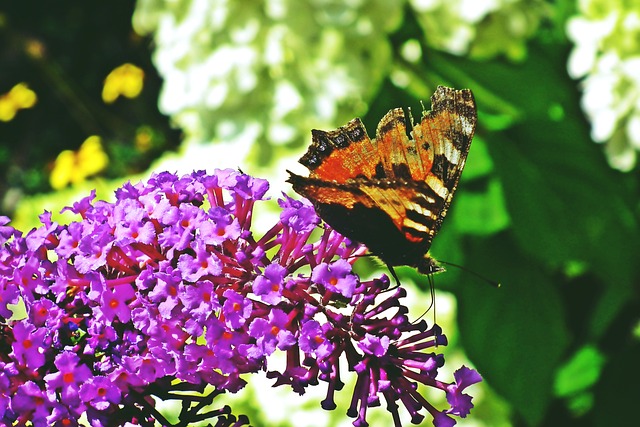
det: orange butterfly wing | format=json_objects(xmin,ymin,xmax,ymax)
[{"xmin": 288, "ymin": 86, "xmax": 476, "ymax": 273}]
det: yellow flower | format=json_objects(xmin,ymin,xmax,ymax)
[
  {"xmin": 10, "ymin": 83, "xmax": 37, "ymax": 108},
  {"xmin": 50, "ymin": 136, "xmax": 109, "ymax": 190},
  {"xmin": 0, "ymin": 96, "xmax": 17, "ymax": 122},
  {"xmin": 102, "ymin": 63, "xmax": 145, "ymax": 104},
  {"xmin": 0, "ymin": 83, "xmax": 37, "ymax": 122}
]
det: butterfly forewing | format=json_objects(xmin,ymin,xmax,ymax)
[
  {"xmin": 414, "ymin": 88, "xmax": 476, "ymax": 200},
  {"xmin": 300, "ymin": 118, "xmax": 379, "ymax": 183}
]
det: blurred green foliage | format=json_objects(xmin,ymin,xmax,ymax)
[
  {"xmin": 3, "ymin": 1, "xmax": 640, "ymax": 427},
  {"xmin": 0, "ymin": 2, "xmax": 180, "ymax": 215}
]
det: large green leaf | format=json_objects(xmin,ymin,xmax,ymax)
[
  {"xmin": 428, "ymin": 41, "xmax": 639, "ymax": 339},
  {"xmin": 456, "ymin": 234, "xmax": 570, "ymax": 426}
]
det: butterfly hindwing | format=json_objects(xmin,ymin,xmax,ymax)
[
  {"xmin": 357, "ymin": 180, "xmax": 443, "ymax": 245},
  {"xmin": 287, "ymin": 176, "xmax": 440, "ymax": 267}
]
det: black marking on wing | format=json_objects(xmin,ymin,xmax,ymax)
[
  {"xmin": 391, "ymin": 163, "xmax": 413, "ymax": 181},
  {"xmin": 346, "ymin": 124, "xmax": 366, "ymax": 142},
  {"xmin": 431, "ymin": 154, "xmax": 451, "ymax": 182},
  {"xmin": 406, "ymin": 208, "xmax": 433, "ymax": 226},
  {"xmin": 377, "ymin": 113, "xmax": 405, "ymax": 137},
  {"xmin": 300, "ymin": 119, "xmax": 367, "ymax": 170},
  {"xmin": 444, "ymin": 128, "xmax": 471, "ymax": 150},
  {"xmin": 333, "ymin": 131, "xmax": 349, "ymax": 148},
  {"xmin": 300, "ymin": 130, "xmax": 334, "ymax": 169}
]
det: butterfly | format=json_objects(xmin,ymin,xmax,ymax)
[{"xmin": 287, "ymin": 86, "xmax": 476, "ymax": 275}]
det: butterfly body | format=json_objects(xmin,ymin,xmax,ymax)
[{"xmin": 288, "ymin": 86, "xmax": 476, "ymax": 275}]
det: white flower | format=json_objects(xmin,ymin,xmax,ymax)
[
  {"xmin": 133, "ymin": 0, "xmax": 403, "ymax": 170},
  {"xmin": 567, "ymin": 1, "xmax": 640, "ymax": 171},
  {"xmin": 409, "ymin": 0, "xmax": 545, "ymax": 60},
  {"xmin": 566, "ymin": 13, "xmax": 617, "ymax": 79}
]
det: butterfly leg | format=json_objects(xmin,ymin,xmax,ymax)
[{"xmin": 387, "ymin": 263, "xmax": 401, "ymax": 289}]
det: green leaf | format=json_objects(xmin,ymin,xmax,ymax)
[
  {"xmin": 462, "ymin": 134, "xmax": 494, "ymax": 180},
  {"xmin": 452, "ymin": 177, "xmax": 510, "ymax": 236},
  {"xmin": 456, "ymin": 234, "xmax": 570, "ymax": 426},
  {"xmin": 460, "ymin": 41, "xmax": 638, "ymax": 339}
]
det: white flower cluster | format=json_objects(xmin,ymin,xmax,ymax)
[
  {"xmin": 409, "ymin": 0, "xmax": 545, "ymax": 60},
  {"xmin": 567, "ymin": 1, "xmax": 640, "ymax": 171},
  {"xmin": 133, "ymin": 0, "xmax": 403, "ymax": 167}
]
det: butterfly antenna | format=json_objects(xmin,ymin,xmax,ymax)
[
  {"xmin": 348, "ymin": 252, "xmax": 376, "ymax": 260},
  {"xmin": 439, "ymin": 260, "xmax": 501, "ymax": 288},
  {"xmin": 430, "ymin": 273, "xmax": 437, "ymax": 328},
  {"xmin": 407, "ymin": 106, "xmax": 415, "ymax": 129}
]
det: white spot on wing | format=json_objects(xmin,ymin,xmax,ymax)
[
  {"xmin": 403, "ymin": 218, "xmax": 429, "ymax": 233},
  {"xmin": 426, "ymin": 175, "xmax": 448, "ymax": 199},
  {"xmin": 459, "ymin": 116, "xmax": 474, "ymax": 136},
  {"xmin": 415, "ymin": 192, "xmax": 436, "ymax": 204},
  {"xmin": 407, "ymin": 202, "xmax": 434, "ymax": 219},
  {"xmin": 444, "ymin": 145, "xmax": 460, "ymax": 165}
]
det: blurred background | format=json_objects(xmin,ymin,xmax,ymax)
[{"xmin": 1, "ymin": 1, "xmax": 638, "ymax": 426}]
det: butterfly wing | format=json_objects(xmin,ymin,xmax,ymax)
[
  {"xmin": 298, "ymin": 117, "xmax": 380, "ymax": 182},
  {"xmin": 287, "ymin": 175, "xmax": 438, "ymax": 267},
  {"xmin": 289, "ymin": 86, "xmax": 476, "ymax": 271},
  {"xmin": 409, "ymin": 86, "xmax": 476, "ymax": 239}
]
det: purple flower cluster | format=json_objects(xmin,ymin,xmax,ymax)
[{"xmin": 0, "ymin": 170, "xmax": 481, "ymax": 427}]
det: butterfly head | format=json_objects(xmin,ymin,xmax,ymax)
[{"xmin": 416, "ymin": 254, "xmax": 445, "ymax": 275}]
